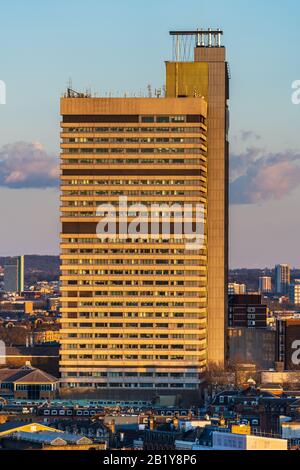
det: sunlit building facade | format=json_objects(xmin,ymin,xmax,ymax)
[
  {"xmin": 59, "ymin": 30, "xmax": 229, "ymax": 399},
  {"xmin": 259, "ymin": 276, "xmax": 272, "ymax": 294}
]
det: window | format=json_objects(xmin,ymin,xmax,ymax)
[
  {"xmin": 156, "ymin": 116, "xmax": 169, "ymax": 123},
  {"xmin": 141, "ymin": 116, "xmax": 155, "ymax": 123},
  {"xmin": 170, "ymin": 115, "xmax": 185, "ymax": 123}
]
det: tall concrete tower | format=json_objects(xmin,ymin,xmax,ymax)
[
  {"xmin": 166, "ymin": 29, "xmax": 229, "ymax": 366},
  {"xmin": 59, "ymin": 28, "xmax": 229, "ymax": 403}
]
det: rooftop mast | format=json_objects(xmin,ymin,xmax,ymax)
[{"xmin": 170, "ymin": 28, "xmax": 223, "ymax": 61}]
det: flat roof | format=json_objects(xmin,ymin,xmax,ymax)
[{"xmin": 61, "ymin": 97, "xmax": 207, "ymax": 117}]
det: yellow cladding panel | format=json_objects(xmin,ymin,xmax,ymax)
[
  {"xmin": 165, "ymin": 62, "xmax": 209, "ymax": 99},
  {"xmin": 231, "ymin": 425, "xmax": 251, "ymax": 436}
]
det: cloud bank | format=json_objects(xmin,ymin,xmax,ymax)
[
  {"xmin": 1, "ymin": 139, "xmax": 299, "ymax": 205},
  {"xmin": 0, "ymin": 141, "xmax": 59, "ymax": 189},
  {"xmin": 229, "ymin": 131, "xmax": 300, "ymax": 204},
  {"xmin": 230, "ymin": 146, "xmax": 300, "ymax": 205}
]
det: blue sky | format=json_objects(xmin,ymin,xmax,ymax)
[{"xmin": 0, "ymin": 0, "xmax": 300, "ymax": 267}]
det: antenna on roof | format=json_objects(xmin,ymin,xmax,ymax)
[{"xmin": 170, "ymin": 28, "xmax": 224, "ymax": 61}]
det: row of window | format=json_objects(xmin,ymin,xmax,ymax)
[
  {"xmin": 63, "ymin": 292, "xmax": 203, "ymax": 298},
  {"xmin": 62, "ymin": 208, "xmax": 206, "ymax": 217},
  {"xmin": 62, "ymin": 248, "xmax": 203, "ymax": 255},
  {"xmin": 15, "ymin": 385, "xmax": 53, "ymax": 391},
  {"xmin": 64, "ymin": 313, "xmax": 206, "ymax": 320},
  {"xmin": 63, "ymin": 270, "xmax": 204, "ymax": 276},
  {"xmin": 63, "ymin": 371, "xmax": 199, "ymax": 378},
  {"xmin": 62, "ymin": 258, "xmax": 204, "ymax": 266},
  {"xmin": 140, "ymin": 116, "xmax": 190, "ymax": 123},
  {"xmin": 63, "ymin": 115, "xmax": 202, "ymax": 125},
  {"xmin": 62, "ymin": 237, "xmax": 205, "ymax": 245},
  {"xmin": 62, "ymin": 271, "xmax": 205, "ymax": 277},
  {"xmin": 62, "ymin": 382, "xmax": 199, "ymax": 389},
  {"xmin": 62, "ymin": 160, "xmax": 205, "ymax": 168},
  {"xmin": 62, "ymin": 239, "xmax": 205, "ymax": 246},
  {"xmin": 62, "ymin": 126, "xmax": 205, "ymax": 133},
  {"xmin": 62, "ymin": 354, "xmax": 203, "ymax": 361},
  {"xmin": 63, "ymin": 281, "xmax": 203, "ymax": 292},
  {"xmin": 63, "ymin": 147, "xmax": 205, "ymax": 154},
  {"xmin": 63, "ymin": 332, "xmax": 204, "ymax": 339},
  {"xmin": 64, "ymin": 272, "xmax": 203, "ymax": 279},
  {"xmin": 62, "ymin": 260, "xmax": 205, "ymax": 269},
  {"xmin": 64, "ymin": 280, "xmax": 203, "ymax": 287},
  {"xmin": 62, "ymin": 247, "xmax": 204, "ymax": 255},
  {"xmin": 63, "ymin": 137, "xmax": 205, "ymax": 144},
  {"xmin": 62, "ymin": 179, "xmax": 205, "ymax": 186},
  {"xmin": 65, "ymin": 201, "xmax": 206, "ymax": 211},
  {"xmin": 62, "ymin": 323, "xmax": 205, "ymax": 329},
  {"xmin": 63, "ymin": 190, "xmax": 204, "ymax": 197},
  {"xmin": 62, "ymin": 284, "xmax": 206, "ymax": 297},
  {"xmin": 63, "ymin": 344, "xmax": 202, "ymax": 351},
  {"xmin": 62, "ymin": 302, "xmax": 205, "ymax": 308}
]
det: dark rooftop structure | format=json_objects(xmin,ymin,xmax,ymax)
[{"xmin": 0, "ymin": 365, "xmax": 58, "ymax": 400}]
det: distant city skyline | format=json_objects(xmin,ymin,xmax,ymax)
[{"xmin": 1, "ymin": 0, "xmax": 300, "ymax": 267}]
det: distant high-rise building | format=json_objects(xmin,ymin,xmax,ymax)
[
  {"xmin": 275, "ymin": 265, "xmax": 290, "ymax": 295},
  {"xmin": 259, "ymin": 276, "xmax": 272, "ymax": 294},
  {"xmin": 59, "ymin": 28, "xmax": 229, "ymax": 399},
  {"xmin": 289, "ymin": 279, "xmax": 300, "ymax": 305},
  {"xmin": 228, "ymin": 283, "xmax": 246, "ymax": 295},
  {"xmin": 4, "ymin": 256, "xmax": 24, "ymax": 293}
]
